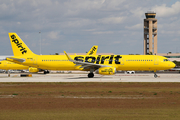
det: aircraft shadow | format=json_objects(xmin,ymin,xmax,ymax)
[{"xmin": 67, "ymin": 77, "xmax": 114, "ymax": 79}]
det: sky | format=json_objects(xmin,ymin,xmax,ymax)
[{"xmin": 0, "ymin": 0, "xmax": 180, "ymax": 55}]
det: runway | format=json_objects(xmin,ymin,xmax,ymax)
[{"xmin": 0, "ymin": 73, "xmax": 180, "ymax": 82}]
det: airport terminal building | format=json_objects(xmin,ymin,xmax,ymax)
[{"xmin": 157, "ymin": 53, "xmax": 180, "ymax": 62}]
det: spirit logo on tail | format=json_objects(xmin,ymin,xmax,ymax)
[
  {"xmin": 89, "ymin": 47, "xmax": 97, "ymax": 55},
  {"xmin": 11, "ymin": 34, "xmax": 27, "ymax": 54}
]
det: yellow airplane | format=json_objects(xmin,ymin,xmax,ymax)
[
  {"xmin": 0, "ymin": 60, "xmax": 43, "ymax": 73},
  {"xmin": 0, "ymin": 44, "xmax": 98, "ymax": 74},
  {"xmin": 0, "ymin": 60, "xmax": 28, "ymax": 71},
  {"xmin": 6, "ymin": 33, "xmax": 175, "ymax": 78}
]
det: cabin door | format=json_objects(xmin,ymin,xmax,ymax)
[
  {"xmin": 33, "ymin": 57, "xmax": 38, "ymax": 65},
  {"xmin": 154, "ymin": 56, "xmax": 159, "ymax": 65},
  {"xmin": 4, "ymin": 61, "xmax": 7, "ymax": 67},
  {"xmin": 120, "ymin": 58, "xmax": 124, "ymax": 65}
]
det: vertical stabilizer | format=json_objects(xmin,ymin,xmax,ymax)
[
  {"xmin": 8, "ymin": 33, "xmax": 35, "ymax": 56},
  {"xmin": 86, "ymin": 45, "xmax": 98, "ymax": 55}
]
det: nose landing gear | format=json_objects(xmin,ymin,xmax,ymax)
[{"xmin": 44, "ymin": 70, "xmax": 50, "ymax": 74}]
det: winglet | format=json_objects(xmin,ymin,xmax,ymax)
[{"xmin": 64, "ymin": 51, "xmax": 73, "ymax": 61}]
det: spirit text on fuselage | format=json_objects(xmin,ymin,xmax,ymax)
[{"xmin": 74, "ymin": 55, "xmax": 122, "ymax": 64}]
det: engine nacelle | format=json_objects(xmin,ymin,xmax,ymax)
[
  {"xmin": 96, "ymin": 67, "xmax": 116, "ymax": 75},
  {"xmin": 29, "ymin": 67, "xmax": 39, "ymax": 73}
]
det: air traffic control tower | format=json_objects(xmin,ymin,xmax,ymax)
[{"xmin": 144, "ymin": 11, "xmax": 157, "ymax": 55}]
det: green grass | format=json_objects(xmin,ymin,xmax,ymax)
[
  {"xmin": 0, "ymin": 108, "xmax": 180, "ymax": 120},
  {"xmin": 1, "ymin": 82, "xmax": 180, "ymax": 120}
]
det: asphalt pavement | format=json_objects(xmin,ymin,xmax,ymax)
[{"xmin": 0, "ymin": 73, "xmax": 180, "ymax": 82}]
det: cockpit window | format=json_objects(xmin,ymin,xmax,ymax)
[{"xmin": 163, "ymin": 59, "xmax": 169, "ymax": 62}]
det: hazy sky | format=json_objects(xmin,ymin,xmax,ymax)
[{"xmin": 0, "ymin": 0, "xmax": 180, "ymax": 55}]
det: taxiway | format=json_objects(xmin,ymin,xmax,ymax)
[{"xmin": 0, "ymin": 73, "xmax": 180, "ymax": 82}]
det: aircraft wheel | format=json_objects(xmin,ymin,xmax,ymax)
[
  {"xmin": 44, "ymin": 70, "xmax": 50, "ymax": 74},
  {"xmin": 88, "ymin": 73, "xmax": 94, "ymax": 78},
  {"xmin": 154, "ymin": 74, "xmax": 158, "ymax": 78}
]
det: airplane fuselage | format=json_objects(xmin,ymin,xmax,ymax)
[{"xmin": 7, "ymin": 54, "xmax": 175, "ymax": 72}]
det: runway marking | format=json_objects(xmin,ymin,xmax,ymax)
[
  {"xmin": 54, "ymin": 95, "xmax": 162, "ymax": 99},
  {"xmin": 0, "ymin": 95, "xmax": 15, "ymax": 98}
]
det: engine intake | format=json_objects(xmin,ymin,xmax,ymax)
[
  {"xmin": 29, "ymin": 67, "xmax": 39, "ymax": 73},
  {"xmin": 96, "ymin": 67, "xmax": 116, "ymax": 75}
]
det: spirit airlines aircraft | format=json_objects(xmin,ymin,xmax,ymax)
[
  {"xmin": 1, "ymin": 44, "xmax": 98, "ymax": 74},
  {"xmin": 0, "ymin": 60, "xmax": 28, "ymax": 71},
  {"xmin": 6, "ymin": 33, "xmax": 175, "ymax": 78}
]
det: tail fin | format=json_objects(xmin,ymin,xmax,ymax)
[
  {"xmin": 8, "ymin": 33, "xmax": 35, "ymax": 56},
  {"xmin": 86, "ymin": 45, "xmax": 98, "ymax": 55}
]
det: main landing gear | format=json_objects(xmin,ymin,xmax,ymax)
[
  {"xmin": 88, "ymin": 73, "xmax": 94, "ymax": 78},
  {"xmin": 154, "ymin": 71, "xmax": 158, "ymax": 78},
  {"xmin": 44, "ymin": 70, "xmax": 50, "ymax": 74},
  {"xmin": 154, "ymin": 73, "xmax": 158, "ymax": 78},
  {"xmin": 88, "ymin": 69, "xmax": 94, "ymax": 78}
]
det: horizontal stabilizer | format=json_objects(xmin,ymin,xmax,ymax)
[{"xmin": 6, "ymin": 57, "xmax": 25, "ymax": 63}]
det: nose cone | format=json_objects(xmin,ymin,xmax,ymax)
[{"xmin": 170, "ymin": 62, "xmax": 176, "ymax": 68}]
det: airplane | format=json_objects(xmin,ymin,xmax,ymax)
[
  {"xmin": 0, "ymin": 56, "xmax": 42, "ymax": 73},
  {"xmin": 0, "ymin": 60, "xmax": 43, "ymax": 73},
  {"xmin": 6, "ymin": 33, "xmax": 175, "ymax": 78},
  {"xmin": 0, "ymin": 60, "xmax": 28, "ymax": 71},
  {"xmin": 0, "ymin": 41, "xmax": 98, "ymax": 74}
]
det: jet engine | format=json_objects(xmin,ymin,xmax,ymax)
[
  {"xmin": 96, "ymin": 67, "xmax": 116, "ymax": 75},
  {"xmin": 28, "ymin": 67, "xmax": 39, "ymax": 73}
]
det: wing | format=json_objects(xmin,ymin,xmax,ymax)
[{"xmin": 64, "ymin": 51, "xmax": 109, "ymax": 70}]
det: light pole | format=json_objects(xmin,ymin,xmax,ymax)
[{"xmin": 39, "ymin": 31, "xmax": 41, "ymax": 55}]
